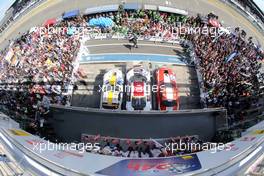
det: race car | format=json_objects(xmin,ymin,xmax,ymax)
[
  {"xmin": 156, "ymin": 68, "xmax": 179, "ymax": 111},
  {"xmin": 100, "ymin": 69, "xmax": 124, "ymax": 110},
  {"xmin": 126, "ymin": 66, "xmax": 151, "ymax": 111}
]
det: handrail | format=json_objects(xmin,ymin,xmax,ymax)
[
  {"xmin": 51, "ymin": 104, "xmax": 225, "ymax": 114},
  {"xmin": 0, "ymin": 128, "xmax": 89, "ymax": 176}
]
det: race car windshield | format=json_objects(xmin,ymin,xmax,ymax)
[
  {"xmin": 162, "ymin": 100, "xmax": 177, "ymax": 107},
  {"xmin": 132, "ymin": 97, "xmax": 146, "ymax": 110},
  {"xmin": 162, "ymin": 83, "xmax": 176, "ymax": 88},
  {"xmin": 131, "ymin": 74, "xmax": 147, "ymax": 82},
  {"xmin": 102, "ymin": 103, "xmax": 119, "ymax": 109},
  {"xmin": 160, "ymin": 83, "xmax": 176, "ymax": 99}
]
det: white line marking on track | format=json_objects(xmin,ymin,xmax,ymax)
[
  {"xmin": 79, "ymin": 60, "xmax": 188, "ymax": 66},
  {"xmin": 83, "ymin": 52, "xmax": 185, "ymax": 58},
  {"xmin": 85, "ymin": 43, "xmax": 182, "ymax": 49}
]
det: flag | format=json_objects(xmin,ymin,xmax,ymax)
[
  {"xmin": 94, "ymin": 134, "xmax": 101, "ymax": 141},
  {"xmin": 150, "ymin": 138, "xmax": 163, "ymax": 148},
  {"xmin": 225, "ymin": 52, "xmax": 238, "ymax": 63},
  {"xmin": 4, "ymin": 48, "xmax": 14, "ymax": 63}
]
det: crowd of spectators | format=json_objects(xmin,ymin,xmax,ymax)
[
  {"xmin": 81, "ymin": 134, "xmax": 203, "ymax": 158},
  {"xmin": 0, "ymin": 16, "xmax": 82, "ymax": 134},
  {"xmin": 0, "ymin": 9, "xmax": 189, "ymax": 136},
  {"xmin": 84, "ymin": 9, "xmax": 187, "ymax": 40},
  {"xmin": 86, "ymin": 9, "xmax": 263, "ymax": 126},
  {"xmin": 184, "ymin": 14, "xmax": 263, "ymax": 125}
]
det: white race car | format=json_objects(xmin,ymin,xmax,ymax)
[
  {"xmin": 126, "ymin": 66, "xmax": 151, "ymax": 111},
  {"xmin": 100, "ymin": 69, "xmax": 124, "ymax": 110}
]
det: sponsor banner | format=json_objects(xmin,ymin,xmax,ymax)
[
  {"xmin": 9, "ymin": 129, "xmax": 30, "ymax": 136},
  {"xmin": 79, "ymin": 54, "xmax": 187, "ymax": 65},
  {"xmin": 96, "ymin": 154, "xmax": 201, "ymax": 176}
]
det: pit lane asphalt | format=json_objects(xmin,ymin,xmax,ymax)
[{"xmin": 71, "ymin": 40, "xmax": 201, "ymax": 110}]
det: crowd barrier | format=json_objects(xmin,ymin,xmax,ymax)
[
  {"xmin": 50, "ymin": 104, "xmax": 226, "ymax": 142},
  {"xmin": 81, "ymin": 133, "xmax": 199, "ymax": 146}
]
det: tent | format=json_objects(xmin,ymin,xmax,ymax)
[
  {"xmin": 158, "ymin": 6, "xmax": 188, "ymax": 16},
  {"xmin": 124, "ymin": 3, "xmax": 142, "ymax": 10},
  {"xmin": 84, "ymin": 5, "xmax": 119, "ymax": 15},
  {"xmin": 62, "ymin": 10, "xmax": 80, "ymax": 19},
  {"xmin": 43, "ymin": 18, "xmax": 57, "ymax": 27},
  {"xmin": 144, "ymin": 4, "xmax": 157, "ymax": 11},
  {"xmin": 88, "ymin": 17, "xmax": 113, "ymax": 28}
]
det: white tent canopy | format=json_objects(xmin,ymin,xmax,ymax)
[
  {"xmin": 158, "ymin": 6, "xmax": 188, "ymax": 16},
  {"xmin": 144, "ymin": 4, "xmax": 157, "ymax": 11},
  {"xmin": 84, "ymin": 4, "xmax": 119, "ymax": 15}
]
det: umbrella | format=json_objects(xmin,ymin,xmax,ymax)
[
  {"xmin": 63, "ymin": 10, "xmax": 80, "ymax": 19},
  {"xmin": 209, "ymin": 19, "xmax": 221, "ymax": 28},
  {"xmin": 44, "ymin": 18, "xmax": 57, "ymax": 27},
  {"xmin": 67, "ymin": 27, "xmax": 76, "ymax": 35},
  {"xmin": 88, "ymin": 17, "xmax": 113, "ymax": 28}
]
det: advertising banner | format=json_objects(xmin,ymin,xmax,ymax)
[{"xmin": 96, "ymin": 154, "xmax": 201, "ymax": 176}]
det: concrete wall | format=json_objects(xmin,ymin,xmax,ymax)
[{"xmin": 50, "ymin": 105, "xmax": 227, "ymax": 142}]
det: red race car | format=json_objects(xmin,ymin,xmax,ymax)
[{"xmin": 156, "ymin": 68, "xmax": 179, "ymax": 111}]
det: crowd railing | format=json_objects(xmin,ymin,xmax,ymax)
[{"xmin": 81, "ymin": 133, "xmax": 200, "ymax": 146}]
